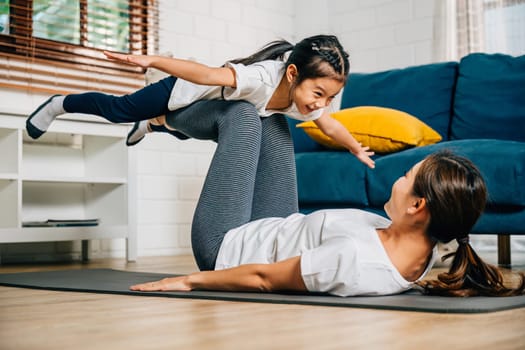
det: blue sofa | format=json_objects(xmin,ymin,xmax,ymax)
[{"xmin": 288, "ymin": 53, "xmax": 525, "ymax": 266}]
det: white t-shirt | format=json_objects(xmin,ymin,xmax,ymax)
[
  {"xmin": 214, "ymin": 209, "xmax": 438, "ymax": 297},
  {"xmin": 167, "ymin": 60, "xmax": 327, "ymax": 122}
]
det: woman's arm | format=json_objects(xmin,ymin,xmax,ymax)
[
  {"xmin": 314, "ymin": 111, "xmax": 375, "ymax": 169},
  {"xmin": 104, "ymin": 51, "xmax": 236, "ymax": 88},
  {"xmin": 130, "ymin": 256, "xmax": 307, "ymax": 293}
]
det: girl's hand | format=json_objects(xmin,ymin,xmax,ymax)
[
  {"xmin": 353, "ymin": 144, "xmax": 375, "ymax": 169},
  {"xmin": 130, "ymin": 276, "xmax": 192, "ymax": 292},
  {"xmin": 104, "ymin": 51, "xmax": 155, "ymax": 68}
]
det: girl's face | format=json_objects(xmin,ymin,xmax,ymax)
[
  {"xmin": 286, "ymin": 64, "xmax": 344, "ymax": 115},
  {"xmin": 292, "ymin": 76, "xmax": 344, "ymax": 115}
]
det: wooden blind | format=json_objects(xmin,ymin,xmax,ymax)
[{"xmin": 0, "ymin": 0, "xmax": 158, "ymax": 95}]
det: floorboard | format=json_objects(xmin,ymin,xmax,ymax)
[{"xmin": 1, "ymin": 255, "xmax": 524, "ymax": 350}]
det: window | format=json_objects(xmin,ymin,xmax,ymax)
[
  {"xmin": 0, "ymin": 0, "xmax": 8, "ymax": 35},
  {"xmin": 0, "ymin": 0, "xmax": 158, "ymax": 95},
  {"xmin": 483, "ymin": 0, "xmax": 525, "ymax": 55},
  {"xmin": 456, "ymin": 0, "xmax": 525, "ymax": 58}
]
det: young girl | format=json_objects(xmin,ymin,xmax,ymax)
[{"xmin": 26, "ymin": 35, "xmax": 375, "ymax": 169}]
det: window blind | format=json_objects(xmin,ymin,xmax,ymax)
[{"xmin": 0, "ymin": 0, "xmax": 158, "ymax": 95}]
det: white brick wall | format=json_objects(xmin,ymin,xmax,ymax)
[{"xmin": 296, "ymin": 0, "xmax": 436, "ymax": 72}]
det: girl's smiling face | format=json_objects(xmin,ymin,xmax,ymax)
[
  {"xmin": 285, "ymin": 63, "xmax": 345, "ymax": 115},
  {"xmin": 292, "ymin": 76, "xmax": 344, "ymax": 115}
]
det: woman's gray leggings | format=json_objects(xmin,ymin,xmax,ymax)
[{"xmin": 165, "ymin": 100, "xmax": 298, "ymax": 270}]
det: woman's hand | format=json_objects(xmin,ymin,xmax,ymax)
[
  {"xmin": 130, "ymin": 276, "xmax": 192, "ymax": 292},
  {"xmin": 104, "ymin": 51, "xmax": 155, "ymax": 68}
]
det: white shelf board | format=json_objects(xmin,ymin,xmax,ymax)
[
  {"xmin": 0, "ymin": 225, "xmax": 129, "ymax": 243},
  {"xmin": 0, "ymin": 173, "xmax": 18, "ymax": 180},
  {"xmin": 20, "ymin": 175, "xmax": 127, "ymax": 184}
]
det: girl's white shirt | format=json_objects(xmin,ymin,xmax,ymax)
[
  {"xmin": 167, "ymin": 60, "xmax": 329, "ymax": 121},
  {"xmin": 215, "ymin": 209, "xmax": 438, "ymax": 297}
]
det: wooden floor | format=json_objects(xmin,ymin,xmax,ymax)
[{"xmin": 1, "ymin": 255, "xmax": 524, "ymax": 350}]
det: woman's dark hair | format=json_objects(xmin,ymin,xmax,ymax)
[
  {"xmin": 413, "ymin": 150, "xmax": 524, "ymax": 296},
  {"xmin": 229, "ymin": 34, "xmax": 350, "ymax": 85}
]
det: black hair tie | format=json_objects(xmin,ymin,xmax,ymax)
[{"xmin": 457, "ymin": 235, "xmax": 470, "ymax": 245}]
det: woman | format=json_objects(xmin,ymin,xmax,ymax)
[{"xmin": 129, "ymin": 100, "xmax": 524, "ymax": 297}]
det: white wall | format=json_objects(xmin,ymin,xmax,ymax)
[
  {"xmin": 0, "ymin": 0, "xmax": 452, "ymax": 261},
  {"xmin": 296, "ymin": 0, "xmax": 436, "ymax": 72}
]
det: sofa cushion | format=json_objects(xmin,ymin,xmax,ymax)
[
  {"xmin": 366, "ymin": 140, "xmax": 525, "ymax": 207},
  {"xmin": 295, "ymin": 152, "xmax": 369, "ymax": 206},
  {"xmin": 451, "ymin": 53, "xmax": 525, "ymax": 142},
  {"xmin": 296, "ymin": 107, "xmax": 442, "ymax": 153},
  {"xmin": 341, "ymin": 61, "xmax": 457, "ymax": 141},
  {"xmin": 471, "ymin": 208, "xmax": 525, "ymax": 235}
]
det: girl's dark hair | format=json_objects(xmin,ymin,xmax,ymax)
[
  {"xmin": 413, "ymin": 150, "xmax": 525, "ymax": 296},
  {"xmin": 229, "ymin": 40, "xmax": 294, "ymax": 66},
  {"xmin": 229, "ymin": 34, "xmax": 350, "ymax": 85}
]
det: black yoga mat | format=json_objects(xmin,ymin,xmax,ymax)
[{"xmin": 0, "ymin": 268, "xmax": 524, "ymax": 314}]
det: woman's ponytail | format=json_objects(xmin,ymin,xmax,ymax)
[
  {"xmin": 228, "ymin": 40, "xmax": 294, "ymax": 66},
  {"xmin": 413, "ymin": 151, "xmax": 524, "ymax": 297},
  {"xmin": 417, "ymin": 241, "xmax": 525, "ymax": 297}
]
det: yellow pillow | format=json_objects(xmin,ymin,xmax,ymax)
[{"xmin": 296, "ymin": 106, "xmax": 442, "ymax": 153}]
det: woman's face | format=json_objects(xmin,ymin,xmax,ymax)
[
  {"xmin": 384, "ymin": 160, "xmax": 424, "ymax": 220},
  {"xmin": 292, "ymin": 76, "xmax": 344, "ymax": 115}
]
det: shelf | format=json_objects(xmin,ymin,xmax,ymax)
[
  {"xmin": 0, "ymin": 179, "xmax": 19, "ymax": 228},
  {"xmin": 22, "ymin": 132, "xmax": 127, "ymax": 179},
  {"xmin": 0, "ymin": 225, "xmax": 129, "ymax": 243},
  {"xmin": 21, "ymin": 176, "xmax": 127, "ymax": 184},
  {"xmin": 0, "ymin": 128, "xmax": 18, "ymax": 174},
  {"xmin": 0, "ymin": 173, "xmax": 18, "ymax": 180},
  {"xmin": 22, "ymin": 182, "xmax": 127, "ymax": 226},
  {"xmin": 0, "ymin": 113, "xmax": 136, "ymax": 262}
]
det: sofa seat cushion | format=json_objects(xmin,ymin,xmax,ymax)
[
  {"xmin": 295, "ymin": 152, "xmax": 369, "ymax": 206},
  {"xmin": 451, "ymin": 53, "xmax": 525, "ymax": 142},
  {"xmin": 341, "ymin": 61, "xmax": 458, "ymax": 141},
  {"xmin": 357, "ymin": 206, "xmax": 525, "ymax": 235},
  {"xmin": 471, "ymin": 207, "xmax": 525, "ymax": 235},
  {"xmin": 366, "ymin": 139, "xmax": 525, "ymax": 207}
]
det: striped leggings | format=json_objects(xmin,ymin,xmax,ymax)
[{"xmin": 165, "ymin": 100, "xmax": 298, "ymax": 270}]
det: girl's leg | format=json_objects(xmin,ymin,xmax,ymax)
[
  {"xmin": 166, "ymin": 100, "xmax": 263, "ymax": 270},
  {"xmin": 63, "ymin": 76, "xmax": 176, "ymax": 123},
  {"xmin": 250, "ymin": 115, "xmax": 298, "ymax": 220},
  {"xmin": 26, "ymin": 77, "xmax": 176, "ymax": 139}
]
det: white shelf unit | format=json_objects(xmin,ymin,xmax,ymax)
[{"xmin": 0, "ymin": 113, "xmax": 137, "ymax": 262}]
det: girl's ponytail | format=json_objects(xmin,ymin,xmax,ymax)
[
  {"xmin": 228, "ymin": 40, "xmax": 294, "ymax": 66},
  {"xmin": 417, "ymin": 240, "xmax": 525, "ymax": 296}
]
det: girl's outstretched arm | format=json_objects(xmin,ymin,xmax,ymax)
[
  {"xmin": 130, "ymin": 256, "xmax": 307, "ymax": 293},
  {"xmin": 104, "ymin": 51, "xmax": 236, "ymax": 88},
  {"xmin": 314, "ymin": 112, "xmax": 375, "ymax": 169}
]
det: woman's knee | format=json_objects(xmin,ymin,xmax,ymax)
[
  {"xmin": 218, "ymin": 101, "xmax": 259, "ymax": 125},
  {"xmin": 216, "ymin": 101, "xmax": 261, "ymax": 140}
]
